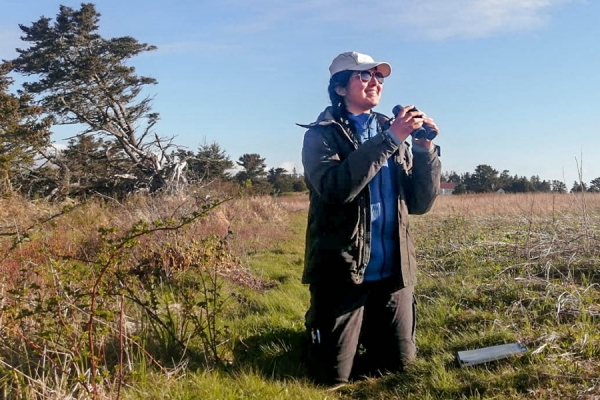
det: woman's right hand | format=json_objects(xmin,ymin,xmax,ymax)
[{"xmin": 388, "ymin": 105, "xmax": 424, "ymax": 143}]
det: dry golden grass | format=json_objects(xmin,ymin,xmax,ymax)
[
  {"xmin": 0, "ymin": 193, "xmax": 302, "ymax": 274},
  {"xmin": 3, "ymin": 191, "xmax": 597, "ymax": 275},
  {"xmin": 214, "ymin": 191, "xmax": 600, "ymax": 219},
  {"xmin": 430, "ymin": 192, "xmax": 600, "ymax": 217},
  {"xmin": 0, "ymin": 191, "xmax": 303, "ymax": 294}
]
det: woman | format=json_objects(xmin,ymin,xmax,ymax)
[{"xmin": 300, "ymin": 51, "xmax": 442, "ymax": 384}]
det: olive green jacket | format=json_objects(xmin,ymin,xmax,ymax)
[{"xmin": 300, "ymin": 107, "xmax": 441, "ymax": 286}]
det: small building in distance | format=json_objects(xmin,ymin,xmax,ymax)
[{"xmin": 439, "ymin": 182, "xmax": 456, "ymax": 195}]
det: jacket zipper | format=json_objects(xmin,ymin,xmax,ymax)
[{"xmin": 320, "ymin": 118, "xmax": 372, "ymax": 275}]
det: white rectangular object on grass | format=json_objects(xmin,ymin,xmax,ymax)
[{"xmin": 457, "ymin": 342, "xmax": 527, "ymax": 367}]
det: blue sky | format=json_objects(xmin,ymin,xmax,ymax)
[{"xmin": 1, "ymin": 0, "xmax": 599, "ymax": 186}]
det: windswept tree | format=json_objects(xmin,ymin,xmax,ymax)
[
  {"xmin": 58, "ymin": 134, "xmax": 137, "ymax": 197},
  {"xmin": 0, "ymin": 62, "xmax": 51, "ymax": 195},
  {"xmin": 10, "ymin": 3, "xmax": 185, "ymax": 195}
]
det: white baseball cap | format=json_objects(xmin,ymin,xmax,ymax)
[{"xmin": 329, "ymin": 51, "xmax": 392, "ymax": 78}]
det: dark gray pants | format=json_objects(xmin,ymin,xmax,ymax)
[{"xmin": 305, "ymin": 278, "xmax": 416, "ymax": 383}]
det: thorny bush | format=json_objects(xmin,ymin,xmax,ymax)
[{"xmin": 0, "ymin": 196, "xmax": 240, "ymax": 399}]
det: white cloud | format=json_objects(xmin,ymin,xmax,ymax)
[
  {"xmin": 382, "ymin": 0, "xmax": 579, "ymax": 40},
  {"xmin": 220, "ymin": 0, "xmax": 581, "ymax": 40}
]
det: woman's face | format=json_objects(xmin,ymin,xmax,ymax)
[{"xmin": 340, "ymin": 67, "xmax": 383, "ymax": 115}]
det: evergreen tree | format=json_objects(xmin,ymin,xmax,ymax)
[
  {"xmin": 235, "ymin": 153, "xmax": 267, "ymax": 184},
  {"xmin": 451, "ymin": 182, "xmax": 467, "ymax": 195},
  {"xmin": 0, "ymin": 62, "xmax": 51, "ymax": 195},
  {"xmin": 497, "ymin": 170, "xmax": 512, "ymax": 190},
  {"xmin": 588, "ymin": 177, "xmax": 600, "ymax": 193},
  {"xmin": 506, "ymin": 176, "xmax": 535, "ymax": 193},
  {"xmin": 291, "ymin": 168, "xmax": 307, "ymax": 192},
  {"xmin": 466, "ymin": 164, "xmax": 498, "ymax": 193},
  {"xmin": 59, "ymin": 134, "xmax": 135, "ymax": 197},
  {"xmin": 442, "ymin": 171, "xmax": 461, "ymax": 183},
  {"xmin": 551, "ymin": 180, "xmax": 567, "ymax": 193},
  {"xmin": 190, "ymin": 141, "xmax": 234, "ymax": 181},
  {"xmin": 452, "ymin": 172, "xmax": 471, "ymax": 194},
  {"xmin": 267, "ymin": 167, "xmax": 294, "ymax": 194},
  {"xmin": 571, "ymin": 181, "xmax": 587, "ymax": 193},
  {"xmin": 529, "ymin": 175, "xmax": 551, "ymax": 192},
  {"xmin": 10, "ymin": 3, "xmax": 185, "ymax": 195}
]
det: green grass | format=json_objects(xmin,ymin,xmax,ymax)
[{"xmin": 121, "ymin": 208, "xmax": 599, "ymax": 399}]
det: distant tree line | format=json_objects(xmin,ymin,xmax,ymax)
[
  {"xmin": 444, "ymin": 164, "xmax": 600, "ymax": 194},
  {"xmin": 173, "ymin": 145, "xmax": 307, "ymax": 196}
]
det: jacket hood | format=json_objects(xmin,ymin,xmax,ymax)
[
  {"xmin": 296, "ymin": 106, "xmax": 337, "ymax": 129},
  {"xmin": 297, "ymin": 107, "xmax": 392, "ymax": 130}
]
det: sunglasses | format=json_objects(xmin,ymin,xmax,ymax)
[{"xmin": 357, "ymin": 70, "xmax": 385, "ymax": 84}]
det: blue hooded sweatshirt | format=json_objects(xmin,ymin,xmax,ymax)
[{"xmin": 348, "ymin": 113, "xmax": 400, "ymax": 281}]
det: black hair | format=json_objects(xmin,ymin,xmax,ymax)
[{"xmin": 327, "ymin": 70, "xmax": 355, "ymax": 134}]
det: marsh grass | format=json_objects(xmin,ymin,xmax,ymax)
[{"xmin": 2, "ymin": 192, "xmax": 599, "ymax": 399}]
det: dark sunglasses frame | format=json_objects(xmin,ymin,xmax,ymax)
[{"xmin": 357, "ymin": 70, "xmax": 385, "ymax": 84}]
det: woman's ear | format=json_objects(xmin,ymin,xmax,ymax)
[{"xmin": 335, "ymin": 86, "xmax": 346, "ymax": 96}]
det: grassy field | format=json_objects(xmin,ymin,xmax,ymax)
[{"xmin": 1, "ymin": 192, "xmax": 599, "ymax": 399}]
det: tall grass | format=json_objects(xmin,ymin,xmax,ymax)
[
  {"xmin": 0, "ymin": 193, "xmax": 301, "ymax": 399},
  {"xmin": 1, "ymin": 191, "xmax": 599, "ymax": 399}
]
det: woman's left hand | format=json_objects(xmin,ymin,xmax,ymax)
[{"xmin": 413, "ymin": 114, "xmax": 439, "ymax": 148}]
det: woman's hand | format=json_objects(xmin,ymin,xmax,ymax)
[
  {"xmin": 389, "ymin": 105, "xmax": 439, "ymax": 148},
  {"xmin": 388, "ymin": 105, "xmax": 424, "ymax": 142},
  {"xmin": 414, "ymin": 114, "xmax": 439, "ymax": 149}
]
